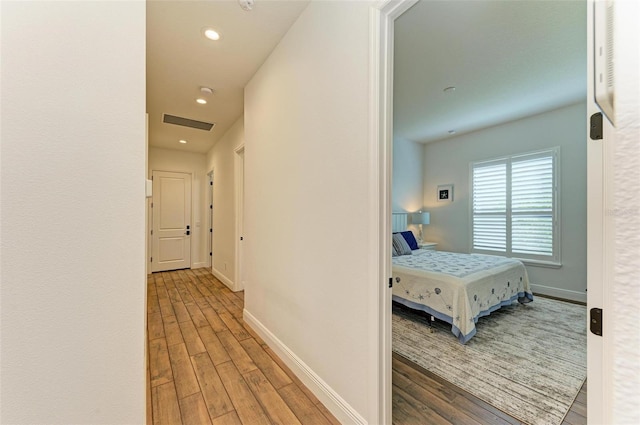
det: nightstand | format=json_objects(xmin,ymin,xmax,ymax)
[{"xmin": 419, "ymin": 242, "xmax": 437, "ymax": 250}]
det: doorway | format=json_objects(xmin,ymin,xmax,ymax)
[{"xmin": 374, "ymin": 0, "xmax": 607, "ymax": 423}]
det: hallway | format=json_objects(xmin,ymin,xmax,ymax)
[{"xmin": 146, "ymin": 268, "xmax": 339, "ymax": 425}]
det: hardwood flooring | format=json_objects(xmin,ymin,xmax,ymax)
[
  {"xmin": 392, "ymin": 353, "xmax": 587, "ymax": 425},
  {"xmin": 147, "ymin": 268, "xmax": 586, "ymax": 425},
  {"xmin": 146, "ymin": 268, "xmax": 339, "ymax": 425}
]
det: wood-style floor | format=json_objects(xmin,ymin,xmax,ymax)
[
  {"xmin": 146, "ymin": 268, "xmax": 340, "ymax": 425},
  {"xmin": 393, "ymin": 353, "xmax": 587, "ymax": 425},
  {"xmin": 147, "ymin": 268, "xmax": 586, "ymax": 425}
]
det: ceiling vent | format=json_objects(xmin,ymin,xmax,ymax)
[{"xmin": 162, "ymin": 114, "xmax": 215, "ymax": 131}]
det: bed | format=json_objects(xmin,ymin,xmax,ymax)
[{"xmin": 391, "ymin": 214, "xmax": 533, "ymax": 343}]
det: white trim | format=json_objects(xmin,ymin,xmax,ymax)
[
  {"xmin": 243, "ymin": 310, "xmax": 367, "ymax": 425},
  {"xmin": 530, "ymin": 283, "xmax": 586, "ymax": 304},
  {"xmin": 146, "ymin": 113, "xmax": 151, "ymax": 276},
  {"xmin": 211, "ymin": 266, "xmax": 235, "ymax": 291},
  {"xmin": 192, "ymin": 262, "xmax": 208, "ymax": 270},
  {"xmin": 371, "ymin": 1, "xmax": 418, "ymax": 423},
  {"xmin": 600, "ymin": 69, "xmax": 616, "ymax": 425},
  {"xmin": 208, "ymin": 169, "xmax": 214, "ymax": 269},
  {"xmin": 234, "ymin": 144, "xmax": 245, "ymax": 292},
  {"xmin": 586, "ymin": 1, "xmax": 609, "ymax": 423},
  {"xmin": 520, "ymin": 259, "xmax": 562, "ymax": 269}
]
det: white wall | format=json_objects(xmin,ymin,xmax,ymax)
[
  {"xmin": 392, "ymin": 137, "xmax": 424, "ymax": 212},
  {"xmin": 421, "ymin": 102, "xmax": 587, "ymax": 301},
  {"xmin": 205, "ymin": 116, "xmax": 245, "ymax": 288},
  {"xmin": 148, "ymin": 147, "xmax": 208, "ymax": 269},
  {"xmin": 0, "ymin": 2, "xmax": 146, "ymax": 423},
  {"xmin": 243, "ymin": 1, "xmax": 377, "ymax": 423}
]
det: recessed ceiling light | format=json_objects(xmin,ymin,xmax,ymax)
[
  {"xmin": 179, "ymin": 139, "xmax": 188, "ymax": 144},
  {"xmin": 203, "ymin": 28, "xmax": 220, "ymax": 41},
  {"xmin": 448, "ymin": 130, "xmax": 456, "ymax": 134},
  {"xmin": 196, "ymin": 98, "xmax": 207, "ymax": 105},
  {"xmin": 444, "ymin": 86, "xmax": 456, "ymax": 93},
  {"xmin": 238, "ymin": 0, "xmax": 255, "ymax": 11}
]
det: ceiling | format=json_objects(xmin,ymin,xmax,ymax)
[
  {"xmin": 147, "ymin": 0, "xmax": 587, "ymax": 152},
  {"xmin": 147, "ymin": 0, "xmax": 309, "ymax": 154},
  {"xmin": 394, "ymin": 0, "xmax": 586, "ymax": 144}
]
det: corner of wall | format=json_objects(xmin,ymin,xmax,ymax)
[{"xmin": 211, "ymin": 266, "xmax": 236, "ymax": 291}]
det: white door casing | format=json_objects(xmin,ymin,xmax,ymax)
[
  {"xmin": 587, "ymin": 0, "xmax": 613, "ymax": 422},
  {"xmin": 208, "ymin": 171, "xmax": 214, "ymax": 269},
  {"xmin": 372, "ymin": 1, "xmax": 420, "ymax": 422},
  {"xmin": 151, "ymin": 170, "xmax": 192, "ymax": 272},
  {"xmin": 235, "ymin": 145, "xmax": 245, "ymax": 291}
]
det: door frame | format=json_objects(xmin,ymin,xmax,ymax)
[
  {"xmin": 208, "ymin": 170, "xmax": 214, "ymax": 269},
  {"xmin": 370, "ymin": 1, "xmax": 418, "ymax": 422},
  {"xmin": 371, "ymin": 0, "xmax": 608, "ymax": 423},
  {"xmin": 150, "ymin": 169, "xmax": 194, "ymax": 272},
  {"xmin": 586, "ymin": 0, "xmax": 615, "ymax": 421},
  {"xmin": 234, "ymin": 145, "xmax": 245, "ymax": 292}
]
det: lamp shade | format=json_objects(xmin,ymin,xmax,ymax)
[{"xmin": 410, "ymin": 212, "xmax": 430, "ymax": 225}]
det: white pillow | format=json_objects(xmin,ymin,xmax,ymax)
[{"xmin": 392, "ymin": 233, "xmax": 412, "ymax": 256}]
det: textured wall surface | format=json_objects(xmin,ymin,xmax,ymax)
[
  {"xmin": 1, "ymin": 2, "xmax": 146, "ymax": 423},
  {"xmin": 612, "ymin": 1, "xmax": 640, "ymax": 422}
]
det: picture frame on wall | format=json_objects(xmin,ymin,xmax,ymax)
[{"xmin": 437, "ymin": 184, "xmax": 453, "ymax": 202}]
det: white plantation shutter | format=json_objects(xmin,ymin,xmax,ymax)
[
  {"xmin": 471, "ymin": 148, "xmax": 558, "ymax": 263},
  {"xmin": 511, "ymin": 155, "xmax": 554, "ymax": 257},
  {"xmin": 472, "ymin": 162, "xmax": 507, "ymax": 252}
]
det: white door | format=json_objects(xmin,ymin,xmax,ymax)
[{"xmin": 151, "ymin": 170, "xmax": 192, "ymax": 272}]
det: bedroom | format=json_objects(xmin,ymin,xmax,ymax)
[{"xmin": 390, "ymin": 1, "xmax": 587, "ymax": 424}]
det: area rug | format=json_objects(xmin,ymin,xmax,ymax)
[{"xmin": 392, "ymin": 296, "xmax": 586, "ymax": 425}]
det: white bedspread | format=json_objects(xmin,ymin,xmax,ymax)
[{"xmin": 392, "ymin": 250, "xmax": 532, "ymax": 343}]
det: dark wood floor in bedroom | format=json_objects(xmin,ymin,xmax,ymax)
[
  {"xmin": 393, "ymin": 352, "xmax": 587, "ymax": 425},
  {"xmin": 147, "ymin": 268, "xmax": 586, "ymax": 425}
]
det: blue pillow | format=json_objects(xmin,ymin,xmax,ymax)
[{"xmin": 399, "ymin": 231, "xmax": 419, "ymax": 250}]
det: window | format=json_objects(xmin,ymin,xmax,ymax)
[{"xmin": 471, "ymin": 148, "xmax": 559, "ymax": 265}]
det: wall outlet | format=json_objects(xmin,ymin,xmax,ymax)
[{"xmin": 224, "ymin": 263, "xmax": 227, "ymax": 271}]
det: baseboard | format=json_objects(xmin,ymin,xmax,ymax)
[
  {"xmin": 211, "ymin": 266, "xmax": 236, "ymax": 291},
  {"xmin": 192, "ymin": 262, "xmax": 207, "ymax": 269},
  {"xmin": 243, "ymin": 309, "xmax": 367, "ymax": 425},
  {"xmin": 530, "ymin": 283, "xmax": 587, "ymax": 303}
]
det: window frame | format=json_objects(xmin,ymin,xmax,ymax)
[{"xmin": 469, "ymin": 147, "xmax": 561, "ymax": 267}]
